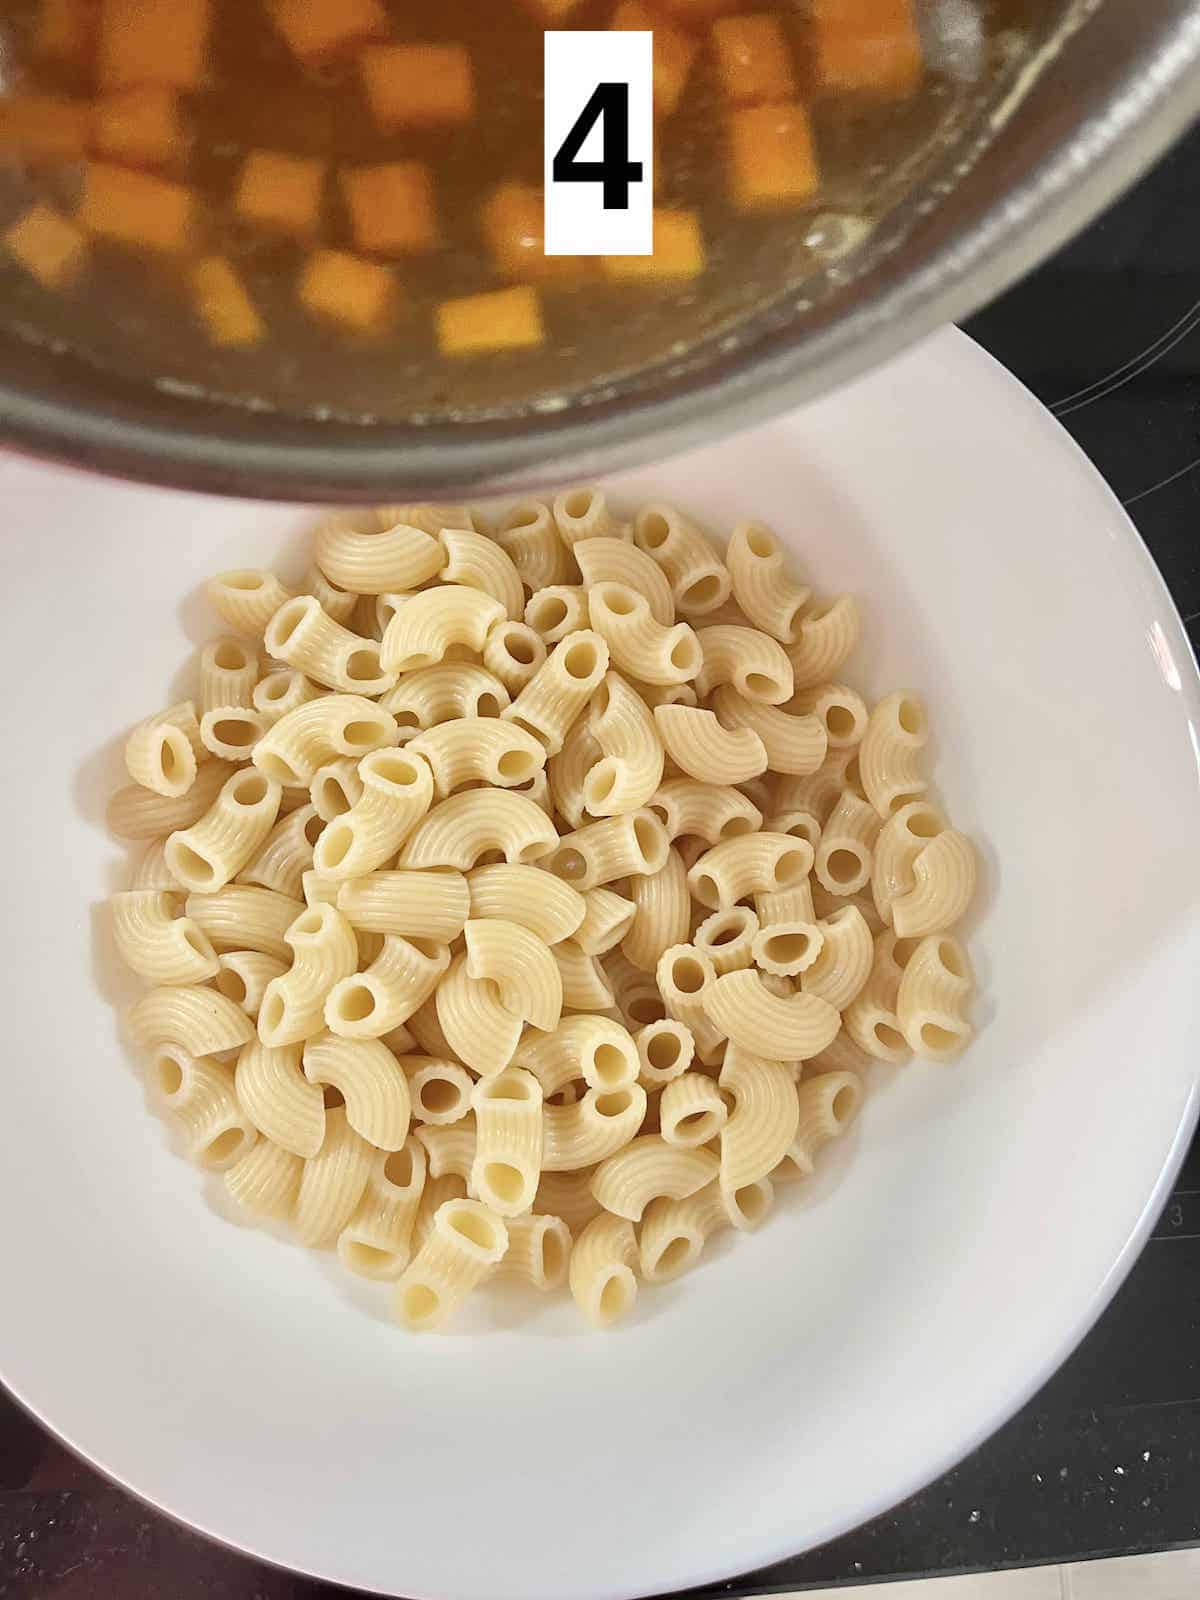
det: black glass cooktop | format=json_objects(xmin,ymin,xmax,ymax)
[{"xmin": 4, "ymin": 126, "xmax": 1200, "ymax": 1600}]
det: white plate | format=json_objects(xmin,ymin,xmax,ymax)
[{"xmin": 1, "ymin": 326, "xmax": 1197, "ymax": 1600}]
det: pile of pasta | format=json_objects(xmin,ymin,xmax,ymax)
[{"xmin": 107, "ymin": 491, "xmax": 977, "ymax": 1332}]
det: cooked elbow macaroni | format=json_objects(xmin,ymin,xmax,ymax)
[{"xmin": 106, "ymin": 490, "xmax": 983, "ymax": 1332}]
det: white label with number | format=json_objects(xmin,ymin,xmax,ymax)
[{"xmin": 544, "ymin": 30, "xmax": 653, "ymax": 257}]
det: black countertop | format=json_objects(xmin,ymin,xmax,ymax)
[{"xmin": 5, "ymin": 126, "xmax": 1200, "ymax": 1600}]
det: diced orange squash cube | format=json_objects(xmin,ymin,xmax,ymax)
[
  {"xmin": 603, "ymin": 209, "xmax": 704, "ymax": 281},
  {"xmin": 809, "ymin": 0, "xmax": 922, "ymax": 97},
  {"xmin": 4, "ymin": 203, "xmax": 88, "ymax": 289},
  {"xmin": 98, "ymin": 0, "xmax": 212, "ymax": 90},
  {"xmin": 0, "ymin": 94, "xmax": 89, "ymax": 162},
  {"xmin": 480, "ymin": 181, "xmax": 584, "ymax": 285},
  {"xmin": 340, "ymin": 162, "xmax": 438, "ymax": 257},
  {"xmin": 235, "ymin": 150, "xmax": 326, "ymax": 239},
  {"xmin": 268, "ymin": 0, "xmax": 386, "ymax": 62},
  {"xmin": 34, "ymin": 0, "xmax": 96, "ymax": 69},
  {"xmin": 612, "ymin": 1, "xmax": 696, "ymax": 117},
  {"xmin": 359, "ymin": 44, "xmax": 474, "ymax": 131},
  {"xmin": 77, "ymin": 161, "xmax": 195, "ymax": 253},
  {"xmin": 298, "ymin": 248, "xmax": 398, "ymax": 334},
  {"xmin": 93, "ymin": 85, "xmax": 186, "ymax": 168},
  {"xmin": 436, "ymin": 286, "xmax": 544, "ymax": 357},
  {"xmin": 728, "ymin": 102, "xmax": 819, "ymax": 209},
  {"xmin": 712, "ymin": 15, "xmax": 796, "ymax": 104},
  {"xmin": 191, "ymin": 257, "xmax": 264, "ymax": 348}
]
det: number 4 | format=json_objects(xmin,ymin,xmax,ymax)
[{"xmin": 552, "ymin": 82, "xmax": 644, "ymax": 211}]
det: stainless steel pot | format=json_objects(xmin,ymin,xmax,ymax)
[{"xmin": 2, "ymin": 0, "xmax": 1198, "ymax": 501}]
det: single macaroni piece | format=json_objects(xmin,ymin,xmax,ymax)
[
  {"xmin": 338, "ymin": 1139, "xmax": 427, "ymax": 1280},
  {"xmin": 702, "ymin": 968, "xmax": 841, "ymax": 1058},
  {"xmin": 238, "ymin": 804, "xmax": 323, "ymax": 899},
  {"xmin": 253, "ymin": 693, "xmax": 398, "ymax": 786},
  {"xmin": 326, "ymin": 934, "xmax": 450, "ymax": 1038},
  {"xmin": 252, "ymin": 668, "xmax": 321, "ymax": 728},
  {"xmin": 545, "ymin": 810, "xmax": 670, "ymax": 892},
  {"xmin": 224, "ymin": 1136, "xmax": 302, "ymax": 1221},
  {"xmin": 725, "ymin": 521, "xmax": 811, "ymax": 643},
  {"xmin": 695, "ymin": 905, "xmax": 760, "ymax": 975},
  {"xmin": 622, "ymin": 847, "xmax": 690, "ymax": 972},
  {"xmin": 574, "ymin": 535, "xmax": 674, "ymax": 625},
  {"xmin": 465, "ymin": 863, "xmax": 585, "ymax": 943},
  {"xmin": 110, "ymin": 890, "xmax": 219, "ymax": 985},
  {"xmin": 398, "ymin": 788, "xmax": 558, "ymax": 869},
  {"xmin": 313, "ymin": 507, "xmax": 445, "ymax": 595},
  {"xmin": 842, "ymin": 928, "xmax": 915, "ymax": 1062},
  {"xmin": 401, "ymin": 1055, "xmax": 475, "ymax": 1125},
  {"xmin": 412, "ymin": 1173, "xmax": 469, "ymax": 1253},
  {"xmin": 130, "ymin": 837, "xmax": 178, "ymax": 892},
  {"xmin": 337, "ymin": 869, "xmax": 469, "ymax": 942},
  {"xmin": 569, "ymin": 1211, "xmax": 639, "ymax": 1328},
  {"xmin": 658, "ymin": 1073, "xmax": 729, "ymax": 1147},
  {"xmin": 493, "ymin": 500, "xmax": 573, "ymax": 590},
  {"xmin": 258, "ymin": 902, "xmax": 358, "ymax": 1046},
  {"xmin": 303, "ymin": 1032, "xmax": 412, "ymax": 1150},
  {"xmin": 711, "ymin": 685, "xmax": 826, "ymax": 777},
  {"xmin": 152, "ymin": 1048, "xmax": 257, "ymax": 1170},
  {"xmin": 435, "ymin": 952, "xmax": 523, "ymax": 1075},
  {"xmin": 896, "ymin": 934, "xmax": 974, "ymax": 1060},
  {"xmin": 439, "ymin": 526, "xmax": 524, "ymax": 620},
  {"xmin": 214, "ymin": 950, "xmax": 287, "ymax": 1018},
  {"xmin": 791, "ymin": 682, "xmax": 869, "ymax": 750},
  {"xmin": 464, "ymin": 917, "xmax": 563, "ymax": 1031},
  {"xmin": 774, "ymin": 742, "xmax": 861, "ymax": 826},
  {"xmin": 891, "ymin": 830, "xmax": 976, "ymax": 938},
  {"xmin": 302, "ymin": 565, "xmax": 359, "ymax": 626},
  {"xmin": 575, "ymin": 887, "xmax": 636, "ymax": 956},
  {"xmin": 656, "ymin": 943, "xmax": 725, "ymax": 1059},
  {"xmin": 751, "ymin": 917, "xmax": 822, "ymax": 977},
  {"xmin": 405, "ymin": 989, "xmax": 459, "ymax": 1060},
  {"xmin": 502, "ymin": 629, "xmax": 610, "ymax": 755},
  {"xmin": 872, "ymin": 800, "xmax": 948, "ymax": 925},
  {"xmin": 687, "ymin": 830, "xmax": 814, "ymax": 911},
  {"xmin": 787, "ymin": 594, "xmax": 861, "ymax": 690},
  {"xmin": 525, "ymin": 585, "xmax": 589, "ymax": 645},
  {"xmin": 799, "ymin": 905, "xmax": 873, "ymax": 1010},
  {"xmin": 234, "ymin": 1037, "xmax": 324, "ymax": 1157},
  {"xmin": 782, "ymin": 1071, "xmax": 862, "ymax": 1179},
  {"xmin": 654, "ymin": 706, "xmax": 767, "ymax": 785},
  {"xmin": 312, "ymin": 747, "xmax": 435, "ymax": 879},
  {"xmin": 814, "ymin": 789, "xmax": 882, "ymax": 897},
  {"xmin": 633, "ymin": 679, "xmax": 698, "ymax": 711},
  {"xmin": 416, "ymin": 1117, "xmax": 476, "ymax": 1181},
  {"xmin": 584, "ymin": 671, "xmax": 665, "ymax": 817},
  {"xmin": 199, "ymin": 637, "xmax": 257, "ymax": 714},
  {"xmin": 515, "ymin": 1013, "xmax": 639, "ymax": 1097},
  {"xmin": 587, "ymin": 582, "xmax": 702, "ymax": 686},
  {"xmin": 381, "ymin": 662, "xmax": 510, "ymax": 730},
  {"xmin": 407, "ymin": 717, "xmax": 546, "ymax": 798},
  {"xmin": 469, "ymin": 1066, "xmax": 543, "ymax": 1215},
  {"xmin": 495, "ymin": 1212, "xmax": 571, "ymax": 1290},
  {"xmin": 548, "ymin": 717, "xmax": 602, "ymax": 828},
  {"xmin": 763, "ymin": 805, "xmax": 821, "ymax": 853},
  {"xmin": 534, "ymin": 1168, "xmax": 603, "ymax": 1234},
  {"xmin": 859, "ymin": 691, "xmax": 929, "ymax": 817},
  {"xmin": 719, "ymin": 1046, "xmax": 798, "ymax": 1189},
  {"xmin": 591, "ymin": 1134, "xmax": 718, "ymax": 1220},
  {"xmin": 542, "ymin": 1084, "xmax": 647, "ymax": 1171},
  {"xmin": 310, "ymin": 758, "xmax": 364, "ymax": 822},
  {"xmin": 694, "ymin": 625, "xmax": 794, "ymax": 704},
  {"xmin": 185, "ymin": 884, "xmax": 304, "ymax": 962},
  {"xmin": 207, "ymin": 570, "xmax": 294, "ymax": 637},
  {"xmin": 646, "ymin": 778, "xmax": 762, "ymax": 844},
  {"xmin": 293, "ymin": 1106, "xmax": 375, "ymax": 1247},
  {"xmin": 553, "ymin": 941, "xmax": 616, "ymax": 1012},
  {"xmin": 381, "ymin": 585, "xmax": 506, "ymax": 674},
  {"xmin": 107, "ymin": 758, "xmax": 238, "ymax": 840},
  {"xmin": 393, "ymin": 1198, "xmax": 508, "ymax": 1331},
  {"xmin": 632, "ymin": 503, "xmax": 732, "ymax": 616},
  {"xmin": 482, "ymin": 619, "xmax": 547, "ymax": 693},
  {"xmin": 552, "ymin": 485, "xmax": 619, "ymax": 546},
  {"xmin": 635, "ymin": 1020, "xmax": 694, "ymax": 1089},
  {"xmin": 199, "ymin": 705, "xmax": 267, "ymax": 763},
  {"xmin": 264, "ymin": 596, "xmax": 392, "ymax": 699},
  {"xmin": 128, "ymin": 984, "xmax": 255, "ymax": 1056},
  {"xmin": 124, "ymin": 701, "xmax": 203, "ymax": 798},
  {"xmin": 806, "ymin": 1030, "xmax": 873, "ymax": 1077}
]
